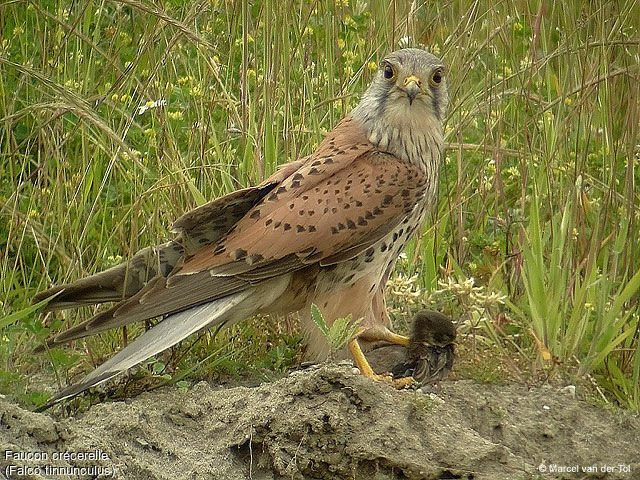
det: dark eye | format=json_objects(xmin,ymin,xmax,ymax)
[
  {"xmin": 431, "ymin": 68, "xmax": 443, "ymax": 85},
  {"xmin": 383, "ymin": 64, "xmax": 395, "ymax": 80}
]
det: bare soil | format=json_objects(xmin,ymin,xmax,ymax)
[{"xmin": 1, "ymin": 363, "xmax": 639, "ymax": 480}]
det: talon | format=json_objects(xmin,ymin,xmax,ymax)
[
  {"xmin": 391, "ymin": 375, "xmax": 415, "ymax": 389},
  {"xmin": 348, "ymin": 337, "xmax": 415, "ymax": 389}
]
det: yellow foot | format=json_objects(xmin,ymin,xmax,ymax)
[
  {"xmin": 348, "ymin": 337, "xmax": 415, "ymax": 389},
  {"xmin": 391, "ymin": 376, "xmax": 415, "ymax": 388}
]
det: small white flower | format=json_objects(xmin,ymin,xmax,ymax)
[{"xmin": 137, "ymin": 99, "xmax": 166, "ymax": 115}]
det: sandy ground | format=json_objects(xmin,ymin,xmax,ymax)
[{"xmin": 1, "ymin": 362, "xmax": 639, "ymax": 480}]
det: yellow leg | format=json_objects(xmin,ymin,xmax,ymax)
[
  {"xmin": 348, "ymin": 337, "xmax": 415, "ymax": 389},
  {"xmin": 348, "ymin": 337, "xmax": 377, "ymax": 378},
  {"xmin": 356, "ymin": 326, "xmax": 410, "ymax": 346},
  {"xmin": 384, "ymin": 332, "xmax": 410, "ymax": 346}
]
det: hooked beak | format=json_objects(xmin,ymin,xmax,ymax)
[{"xmin": 403, "ymin": 75, "xmax": 422, "ymax": 104}]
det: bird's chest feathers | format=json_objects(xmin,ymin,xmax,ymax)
[{"xmin": 368, "ymin": 103, "xmax": 442, "ymax": 173}]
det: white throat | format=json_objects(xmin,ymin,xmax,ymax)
[{"xmin": 354, "ymin": 99, "xmax": 444, "ymax": 176}]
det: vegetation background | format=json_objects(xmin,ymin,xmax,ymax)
[{"xmin": 1, "ymin": 0, "xmax": 639, "ymax": 411}]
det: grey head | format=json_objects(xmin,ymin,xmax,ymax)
[{"xmin": 351, "ymin": 48, "xmax": 449, "ymax": 167}]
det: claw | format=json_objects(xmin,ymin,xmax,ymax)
[{"xmin": 348, "ymin": 337, "xmax": 415, "ymax": 389}]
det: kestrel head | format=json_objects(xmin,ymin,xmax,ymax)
[{"xmin": 352, "ymin": 48, "xmax": 448, "ymax": 166}]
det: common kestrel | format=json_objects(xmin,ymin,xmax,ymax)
[{"xmin": 33, "ymin": 48, "xmax": 449, "ymax": 403}]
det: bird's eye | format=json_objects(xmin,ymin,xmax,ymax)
[
  {"xmin": 383, "ymin": 64, "xmax": 395, "ymax": 80},
  {"xmin": 430, "ymin": 68, "xmax": 443, "ymax": 86}
]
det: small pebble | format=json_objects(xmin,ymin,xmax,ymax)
[
  {"xmin": 136, "ymin": 438, "xmax": 149, "ymax": 447},
  {"xmin": 559, "ymin": 385, "xmax": 576, "ymax": 398}
]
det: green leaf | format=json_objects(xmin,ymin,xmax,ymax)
[
  {"xmin": 331, "ymin": 314, "xmax": 360, "ymax": 351},
  {"xmin": 0, "ymin": 291, "xmax": 63, "ymax": 329},
  {"xmin": 152, "ymin": 361, "xmax": 166, "ymax": 375},
  {"xmin": 176, "ymin": 380, "xmax": 190, "ymax": 394},
  {"xmin": 48, "ymin": 348, "xmax": 81, "ymax": 369},
  {"xmin": 310, "ymin": 305, "xmax": 360, "ymax": 353},
  {"xmin": 311, "ymin": 304, "xmax": 329, "ymax": 335},
  {"xmin": 185, "ymin": 178, "xmax": 207, "ymax": 207}
]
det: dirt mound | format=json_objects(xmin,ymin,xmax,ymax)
[{"xmin": 1, "ymin": 363, "xmax": 638, "ymax": 479}]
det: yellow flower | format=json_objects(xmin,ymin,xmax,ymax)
[
  {"xmin": 344, "ymin": 15, "xmax": 356, "ymax": 28},
  {"xmin": 342, "ymin": 51, "xmax": 357, "ymax": 65},
  {"xmin": 119, "ymin": 32, "xmax": 131, "ymax": 44},
  {"xmin": 107, "ymin": 254, "xmax": 123, "ymax": 264},
  {"xmin": 337, "ymin": 38, "xmax": 345, "ymax": 49},
  {"xmin": 564, "ymin": 97, "xmax": 572, "ymax": 106},
  {"xmin": 543, "ymin": 110, "xmax": 554, "ymax": 124},
  {"xmin": 367, "ymin": 61, "xmax": 377, "ymax": 72}
]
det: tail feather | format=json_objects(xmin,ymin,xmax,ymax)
[
  {"xmin": 35, "ymin": 178, "xmax": 292, "ymax": 312},
  {"xmin": 43, "ymin": 290, "xmax": 253, "ymax": 406},
  {"xmin": 33, "ymin": 241, "xmax": 185, "ymax": 311},
  {"xmin": 33, "ymin": 304, "xmax": 122, "ymax": 353},
  {"xmin": 36, "ymin": 272, "xmax": 252, "ymax": 352},
  {"xmin": 40, "ymin": 274, "xmax": 292, "ymax": 407}
]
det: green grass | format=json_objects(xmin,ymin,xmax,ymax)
[{"xmin": 1, "ymin": 0, "xmax": 639, "ymax": 410}]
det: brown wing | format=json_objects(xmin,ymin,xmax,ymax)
[
  {"xmin": 194, "ymin": 150, "xmax": 426, "ymax": 274},
  {"xmin": 33, "ymin": 160, "xmax": 305, "ymax": 312},
  {"xmin": 72, "ymin": 116, "xmax": 428, "ymax": 329},
  {"xmin": 171, "ymin": 158, "xmax": 307, "ymax": 254},
  {"xmin": 34, "ymin": 163, "xmax": 308, "ymax": 347}
]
